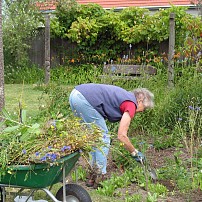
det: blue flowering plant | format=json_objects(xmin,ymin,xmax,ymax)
[
  {"xmin": 0, "ymin": 110, "xmax": 103, "ymax": 178},
  {"xmin": 175, "ymin": 102, "xmax": 201, "ymax": 182}
]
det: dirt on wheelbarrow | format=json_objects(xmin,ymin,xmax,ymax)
[{"xmin": 75, "ymin": 146, "xmax": 202, "ymax": 202}]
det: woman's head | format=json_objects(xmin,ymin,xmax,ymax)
[{"xmin": 132, "ymin": 88, "xmax": 154, "ymax": 110}]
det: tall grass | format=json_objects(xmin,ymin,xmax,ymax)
[{"xmin": 4, "ymin": 64, "xmax": 202, "ymax": 135}]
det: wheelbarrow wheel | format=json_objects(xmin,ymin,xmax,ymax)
[{"xmin": 56, "ymin": 183, "xmax": 92, "ymax": 202}]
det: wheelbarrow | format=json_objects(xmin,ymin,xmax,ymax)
[{"xmin": 0, "ymin": 151, "xmax": 92, "ymax": 202}]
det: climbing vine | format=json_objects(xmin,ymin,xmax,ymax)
[{"xmin": 51, "ymin": 3, "xmax": 202, "ymax": 62}]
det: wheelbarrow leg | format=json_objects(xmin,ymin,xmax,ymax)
[
  {"xmin": 24, "ymin": 189, "xmax": 37, "ymax": 202},
  {"xmin": 1, "ymin": 186, "xmax": 6, "ymax": 202},
  {"xmin": 41, "ymin": 166, "xmax": 67, "ymax": 202},
  {"xmin": 62, "ymin": 165, "xmax": 67, "ymax": 202},
  {"xmin": 42, "ymin": 188, "xmax": 61, "ymax": 202}
]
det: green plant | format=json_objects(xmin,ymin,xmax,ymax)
[
  {"xmin": 125, "ymin": 194, "xmax": 142, "ymax": 202},
  {"xmin": 0, "ymin": 109, "xmax": 103, "ymax": 179},
  {"xmin": 157, "ymin": 150, "xmax": 202, "ymax": 193},
  {"xmin": 96, "ymin": 182, "xmax": 117, "ymax": 197},
  {"xmin": 148, "ymin": 183, "xmax": 168, "ymax": 197},
  {"xmin": 193, "ymin": 171, "xmax": 202, "ymax": 190},
  {"xmin": 96, "ymin": 166, "xmax": 149, "ymax": 197},
  {"xmin": 4, "ymin": 66, "xmax": 44, "ymax": 84},
  {"xmin": 177, "ymin": 178, "xmax": 193, "ymax": 192},
  {"xmin": 111, "ymin": 140, "xmax": 132, "ymax": 169},
  {"xmin": 135, "ymin": 67, "xmax": 202, "ymax": 135},
  {"xmin": 3, "ymin": 0, "xmax": 43, "ymax": 68},
  {"xmin": 174, "ymin": 98, "xmax": 201, "ymax": 183},
  {"xmin": 37, "ymin": 83, "xmax": 72, "ymax": 119},
  {"xmin": 51, "ymin": 0, "xmax": 79, "ymax": 38},
  {"xmin": 50, "ymin": 64, "xmax": 102, "ymax": 85},
  {"xmin": 111, "ymin": 137, "xmax": 147, "ymax": 169},
  {"xmin": 153, "ymin": 133, "xmax": 179, "ymax": 150},
  {"xmin": 51, "ymin": 4, "xmax": 202, "ymax": 64},
  {"xmin": 71, "ymin": 165, "xmax": 87, "ymax": 182},
  {"xmin": 146, "ymin": 192, "xmax": 158, "ymax": 202}
]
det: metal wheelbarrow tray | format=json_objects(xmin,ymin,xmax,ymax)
[{"xmin": 0, "ymin": 152, "xmax": 92, "ymax": 202}]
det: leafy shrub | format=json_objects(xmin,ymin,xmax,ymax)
[
  {"xmin": 37, "ymin": 84, "xmax": 72, "ymax": 119},
  {"xmin": 50, "ymin": 64, "xmax": 102, "ymax": 84},
  {"xmin": 129, "ymin": 68, "xmax": 201, "ymax": 134},
  {"xmin": 3, "ymin": 0, "xmax": 43, "ymax": 68},
  {"xmin": 52, "ymin": 4, "xmax": 202, "ymax": 63},
  {"xmin": 4, "ymin": 66, "xmax": 44, "ymax": 84}
]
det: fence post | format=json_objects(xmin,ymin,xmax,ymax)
[
  {"xmin": 45, "ymin": 14, "xmax": 50, "ymax": 84},
  {"xmin": 168, "ymin": 13, "xmax": 175, "ymax": 88},
  {"xmin": 0, "ymin": 0, "xmax": 5, "ymax": 113}
]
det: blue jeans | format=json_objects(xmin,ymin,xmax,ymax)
[{"xmin": 69, "ymin": 89, "xmax": 110, "ymax": 174}]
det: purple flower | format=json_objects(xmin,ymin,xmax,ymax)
[
  {"xmin": 189, "ymin": 106, "xmax": 194, "ymax": 110},
  {"xmin": 45, "ymin": 153, "xmax": 51, "ymax": 158},
  {"xmin": 22, "ymin": 149, "xmax": 26, "ymax": 154},
  {"xmin": 188, "ymin": 106, "xmax": 201, "ymax": 111},
  {"xmin": 35, "ymin": 152, "xmax": 40, "ymax": 156},
  {"xmin": 48, "ymin": 146, "xmax": 52, "ymax": 149},
  {"xmin": 50, "ymin": 153, "xmax": 58, "ymax": 161},
  {"xmin": 40, "ymin": 156, "xmax": 47, "ymax": 161},
  {"xmin": 178, "ymin": 118, "xmax": 182, "ymax": 121},
  {"xmin": 61, "ymin": 145, "xmax": 71, "ymax": 152}
]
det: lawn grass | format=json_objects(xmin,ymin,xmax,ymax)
[
  {"xmin": 4, "ymin": 84, "xmax": 47, "ymax": 118},
  {"xmin": 33, "ymin": 183, "xmax": 123, "ymax": 202}
]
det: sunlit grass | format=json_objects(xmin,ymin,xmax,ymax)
[{"xmin": 4, "ymin": 84, "xmax": 47, "ymax": 118}]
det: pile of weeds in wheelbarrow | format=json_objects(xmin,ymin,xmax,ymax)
[{"xmin": 0, "ymin": 109, "xmax": 103, "ymax": 178}]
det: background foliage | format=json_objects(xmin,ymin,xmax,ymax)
[
  {"xmin": 2, "ymin": 0, "xmax": 201, "ymax": 67},
  {"xmin": 51, "ymin": 2, "xmax": 202, "ymax": 63},
  {"xmin": 3, "ymin": 0, "xmax": 43, "ymax": 68}
]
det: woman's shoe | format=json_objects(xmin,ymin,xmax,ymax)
[
  {"xmin": 86, "ymin": 173, "xmax": 97, "ymax": 187},
  {"xmin": 93, "ymin": 174, "xmax": 106, "ymax": 189}
]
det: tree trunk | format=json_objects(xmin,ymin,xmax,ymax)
[{"xmin": 0, "ymin": 0, "xmax": 5, "ymax": 113}]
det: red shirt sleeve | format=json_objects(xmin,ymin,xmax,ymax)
[{"xmin": 120, "ymin": 101, "xmax": 137, "ymax": 119}]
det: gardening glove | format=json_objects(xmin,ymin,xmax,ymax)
[{"xmin": 131, "ymin": 150, "xmax": 145, "ymax": 163}]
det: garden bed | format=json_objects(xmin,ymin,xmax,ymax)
[{"xmin": 74, "ymin": 146, "xmax": 202, "ymax": 202}]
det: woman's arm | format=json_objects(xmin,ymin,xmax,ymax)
[{"xmin": 117, "ymin": 112, "xmax": 136, "ymax": 153}]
